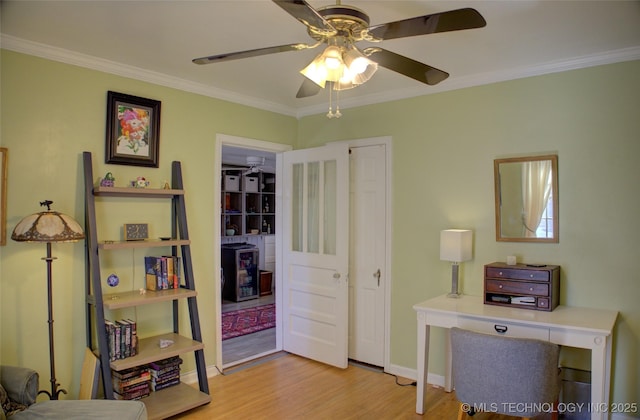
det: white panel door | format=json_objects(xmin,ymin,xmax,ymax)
[
  {"xmin": 348, "ymin": 144, "xmax": 386, "ymax": 365},
  {"xmin": 282, "ymin": 143, "xmax": 349, "ymax": 368}
]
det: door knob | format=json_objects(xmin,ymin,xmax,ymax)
[{"xmin": 373, "ymin": 269, "xmax": 381, "ymax": 287}]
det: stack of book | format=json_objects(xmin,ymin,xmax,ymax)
[
  {"xmin": 144, "ymin": 256, "xmax": 181, "ymax": 291},
  {"xmin": 112, "ymin": 366, "xmax": 151, "ymax": 400},
  {"xmin": 105, "ymin": 319, "xmax": 138, "ymax": 361},
  {"xmin": 149, "ymin": 356, "xmax": 182, "ymax": 391}
]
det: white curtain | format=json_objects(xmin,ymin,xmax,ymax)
[{"xmin": 522, "ymin": 160, "xmax": 552, "ymax": 237}]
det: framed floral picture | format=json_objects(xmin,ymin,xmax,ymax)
[{"xmin": 105, "ymin": 91, "xmax": 161, "ymax": 167}]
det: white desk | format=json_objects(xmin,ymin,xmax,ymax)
[{"xmin": 414, "ymin": 294, "xmax": 618, "ymax": 420}]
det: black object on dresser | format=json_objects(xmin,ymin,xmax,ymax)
[{"xmin": 484, "ymin": 262, "xmax": 560, "ymax": 311}]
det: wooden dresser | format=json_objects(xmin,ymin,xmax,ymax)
[{"xmin": 484, "ymin": 262, "xmax": 560, "ymax": 311}]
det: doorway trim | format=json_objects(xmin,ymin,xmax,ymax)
[
  {"xmin": 335, "ymin": 136, "xmax": 393, "ymax": 372},
  {"xmin": 214, "ymin": 133, "xmax": 292, "ymax": 370}
]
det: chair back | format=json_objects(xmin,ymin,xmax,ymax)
[{"xmin": 451, "ymin": 327, "xmax": 560, "ymax": 417}]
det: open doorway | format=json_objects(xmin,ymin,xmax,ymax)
[
  {"xmin": 214, "ymin": 134, "xmax": 392, "ymax": 373},
  {"xmin": 215, "ymin": 134, "xmax": 291, "ymax": 369}
]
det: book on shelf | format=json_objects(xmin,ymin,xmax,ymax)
[
  {"xmin": 116, "ymin": 320, "xmax": 131, "ymax": 358},
  {"xmin": 105, "ymin": 319, "xmax": 138, "ymax": 360},
  {"xmin": 112, "ymin": 366, "xmax": 148, "ymax": 380},
  {"xmin": 150, "ymin": 364, "xmax": 180, "ymax": 378},
  {"xmin": 104, "ymin": 320, "xmax": 119, "ymax": 361},
  {"xmin": 112, "ymin": 371, "xmax": 151, "ymax": 392},
  {"xmin": 149, "ymin": 356, "xmax": 182, "ymax": 392},
  {"xmin": 144, "ymin": 256, "xmax": 181, "ymax": 290},
  {"xmin": 127, "ymin": 318, "xmax": 138, "ymax": 356},
  {"xmin": 151, "ymin": 377, "xmax": 180, "ymax": 391},
  {"xmin": 111, "ymin": 365, "xmax": 151, "ymax": 399},
  {"xmin": 149, "ymin": 356, "xmax": 183, "ymax": 370},
  {"xmin": 113, "ymin": 382, "xmax": 150, "ymax": 401}
]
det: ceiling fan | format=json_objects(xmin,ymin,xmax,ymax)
[
  {"xmin": 222, "ymin": 156, "xmax": 269, "ymax": 176},
  {"xmin": 193, "ymin": 0, "xmax": 486, "ymax": 99}
]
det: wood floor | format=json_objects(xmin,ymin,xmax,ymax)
[{"xmin": 173, "ymin": 353, "xmax": 553, "ymax": 420}]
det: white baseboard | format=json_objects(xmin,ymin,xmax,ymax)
[
  {"xmin": 386, "ymin": 363, "xmax": 445, "ymax": 388},
  {"xmin": 180, "ymin": 365, "xmax": 221, "ymax": 385}
]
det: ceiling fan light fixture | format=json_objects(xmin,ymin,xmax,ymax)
[
  {"xmin": 322, "ymin": 45, "xmax": 343, "ymax": 69},
  {"xmin": 300, "ymin": 54, "xmax": 329, "ymax": 88},
  {"xmin": 343, "ymin": 46, "xmax": 368, "ymax": 74},
  {"xmin": 302, "ymin": 43, "xmax": 379, "ymax": 91},
  {"xmin": 301, "ymin": 45, "xmax": 347, "ymax": 87},
  {"xmin": 343, "ymin": 46, "xmax": 377, "ymax": 84}
]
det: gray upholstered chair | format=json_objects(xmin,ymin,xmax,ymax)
[
  {"xmin": 1, "ymin": 365, "xmax": 147, "ymax": 419},
  {"xmin": 450, "ymin": 327, "xmax": 560, "ymax": 420}
]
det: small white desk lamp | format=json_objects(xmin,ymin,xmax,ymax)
[{"xmin": 440, "ymin": 229, "xmax": 472, "ymax": 298}]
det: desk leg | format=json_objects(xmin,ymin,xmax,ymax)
[
  {"xmin": 444, "ymin": 328, "xmax": 452, "ymax": 392},
  {"xmin": 590, "ymin": 336, "xmax": 612, "ymax": 420},
  {"xmin": 416, "ymin": 313, "xmax": 430, "ymax": 414}
]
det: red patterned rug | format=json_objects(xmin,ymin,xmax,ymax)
[{"xmin": 222, "ymin": 303, "xmax": 276, "ymax": 340}]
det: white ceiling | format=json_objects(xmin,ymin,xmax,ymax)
[
  {"xmin": 221, "ymin": 145, "xmax": 276, "ymax": 170},
  {"xmin": 2, "ymin": 1, "xmax": 640, "ymax": 117}
]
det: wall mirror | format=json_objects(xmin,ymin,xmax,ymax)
[{"xmin": 494, "ymin": 154, "xmax": 558, "ymax": 243}]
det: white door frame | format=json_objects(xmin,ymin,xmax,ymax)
[
  {"xmin": 213, "ymin": 134, "xmax": 392, "ymax": 372},
  {"xmin": 335, "ymin": 136, "xmax": 392, "ymax": 372},
  {"xmin": 214, "ymin": 133, "xmax": 292, "ymax": 369}
]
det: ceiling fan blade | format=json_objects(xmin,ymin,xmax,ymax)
[
  {"xmin": 365, "ymin": 48, "xmax": 449, "ymax": 86},
  {"xmin": 367, "ymin": 8, "xmax": 486, "ymax": 41},
  {"xmin": 273, "ymin": 0, "xmax": 337, "ymax": 36},
  {"xmin": 193, "ymin": 43, "xmax": 310, "ymax": 65},
  {"xmin": 296, "ymin": 77, "xmax": 323, "ymax": 98}
]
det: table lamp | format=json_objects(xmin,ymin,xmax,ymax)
[
  {"xmin": 440, "ymin": 229, "xmax": 472, "ymax": 298},
  {"xmin": 12, "ymin": 200, "xmax": 85, "ymax": 399}
]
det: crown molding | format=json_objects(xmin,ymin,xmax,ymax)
[
  {"xmin": 295, "ymin": 46, "xmax": 640, "ymax": 117},
  {"xmin": 3, "ymin": 34, "xmax": 639, "ymax": 119},
  {"xmin": 0, "ymin": 35, "xmax": 299, "ymax": 117}
]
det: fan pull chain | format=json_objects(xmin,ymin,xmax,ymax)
[{"xmin": 326, "ymin": 83, "xmax": 342, "ymax": 119}]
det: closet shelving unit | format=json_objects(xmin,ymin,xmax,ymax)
[
  {"xmin": 221, "ymin": 168, "xmax": 275, "ymax": 236},
  {"xmin": 83, "ymin": 151, "xmax": 209, "ymax": 419}
]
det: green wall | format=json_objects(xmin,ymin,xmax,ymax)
[
  {"xmin": 0, "ymin": 50, "xmax": 297, "ymax": 396},
  {"xmin": 298, "ymin": 60, "xmax": 640, "ymax": 410},
  {"xmin": 1, "ymin": 49, "xmax": 639, "ymax": 412}
]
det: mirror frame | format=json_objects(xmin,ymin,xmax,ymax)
[{"xmin": 494, "ymin": 154, "xmax": 558, "ymax": 243}]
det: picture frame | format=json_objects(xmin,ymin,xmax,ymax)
[
  {"xmin": 0, "ymin": 148, "xmax": 7, "ymax": 246},
  {"xmin": 105, "ymin": 91, "xmax": 161, "ymax": 168}
]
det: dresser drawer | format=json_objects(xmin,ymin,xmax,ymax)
[
  {"xmin": 458, "ymin": 317, "xmax": 550, "ymax": 341},
  {"xmin": 486, "ymin": 279, "xmax": 549, "ymax": 296},
  {"xmin": 486, "ymin": 266, "xmax": 550, "ymax": 282}
]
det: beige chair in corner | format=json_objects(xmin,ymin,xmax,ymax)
[{"xmin": 450, "ymin": 327, "xmax": 560, "ymax": 420}]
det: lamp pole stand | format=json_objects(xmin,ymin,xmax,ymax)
[
  {"xmin": 447, "ymin": 262, "xmax": 461, "ymax": 298},
  {"xmin": 40, "ymin": 242, "xmax": 67, "ymax": 400}
]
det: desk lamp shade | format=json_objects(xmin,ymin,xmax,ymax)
[{"xmin": 440, "ymin": 229, "xmax": 472, "ymax": 297}]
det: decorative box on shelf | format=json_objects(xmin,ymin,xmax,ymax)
[
  {"xmin": 244, "ymin": 176, "xmax": 259, "ymax": 192},
  {"xmin": 484, "ymin": 262, "xmax": 560, "ymax": 311},
  {"xmin": 224, "ymin": 175, "xmax": 239, "ymax": 191}
]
